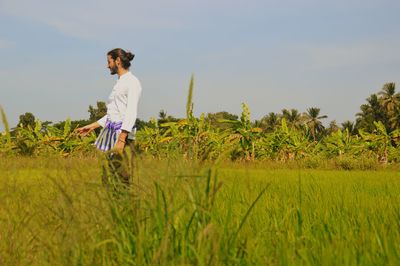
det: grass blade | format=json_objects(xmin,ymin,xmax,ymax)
[
  {"xmin": 0, "ymin": 105, "xmax": 11, "ymax": 144},
  {"xmin": 186, "ymin": 74, "xmax": 194, "ymax": 119}
]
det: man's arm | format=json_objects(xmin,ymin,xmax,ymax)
[{"xmin": 75, "ymin": 121, "xmax": 101, "ymax": 137}]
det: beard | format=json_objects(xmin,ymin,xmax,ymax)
[{"xmin": 109, "ymin": 66, "xmax": 118, "ymax": 75}]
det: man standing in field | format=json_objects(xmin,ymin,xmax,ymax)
[{"xmin": 76, "ymin": 48, "xmax": 142, "ymax": 184}]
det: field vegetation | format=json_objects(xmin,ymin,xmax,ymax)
[
  {"xmin": 1, "ymin": 79, "xmax": 400, "ymax": 265},
  {"xmin": 1, "ymin": 157, "xmax": 400, "ymax": 265},
  {"xmin": 1, "ymin": 81, "xmax": 400, "ymax": 166}
]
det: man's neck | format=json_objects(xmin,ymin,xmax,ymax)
[{"xmin": 117, "ymin": 68, "xmax": 129, "ymax": 78}]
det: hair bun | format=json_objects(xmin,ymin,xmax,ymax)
[{"xmin": 126, "ymin": 52, "xmax": 135, "ymax": 61}]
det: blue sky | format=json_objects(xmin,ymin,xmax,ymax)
[{"xmin": 1, "ymin": 0, "xmax": 399, "ymax": 131}]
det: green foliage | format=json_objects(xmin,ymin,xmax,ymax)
[
  {"xmin": 321, "ymin": 129, "xmax": 362, "ymax": 158},
  {"xmin": 304, "ymin": 107, "xmax": 328, "ymax": 141},
  {"xmin": 52, "ymin": 119, "xmax": 91, "ymax": 131},
  {"xmin": 357, "ymin": 82, "xmax": 400, "ymax": 132},
  {"xmin": 205, "ymin": 111, "xmax": 238, "ymax": 130},
  {"xmin": 133, "ymin": 81, "xmax": 400, "ymax": 164},
  {"xmin": 258, "ymin": 112, "xmax": 280, "ymax": 132},
  {"xmin": 0, "ymin": 105, "xmax": 11, "ymax": 144},
  {"xmin": 0, "ymin": 113, "xmax": 96, "ymax": 156},
  {"xmin": 2, "ymin": 80, "xmax": 400, "ymax": 165},
  {"xmin": 134, "ymin": 99, "xmax": 400, "ymax": 164},
  {"xmin": 88, "ymin": 101, "xmax": 107, "ymax": 122},
  {"xmin": 18, "ymin": 112, "xmax": 36, "ymax": 128},
  {"xmin": 157, "ymin": 110, "xmax": 179, "ymax": 124},
  {"xmin": 2, "ymin": 104, "xmax": 400, "ymax": 164}
]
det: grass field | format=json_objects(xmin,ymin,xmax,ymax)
[{"xmin": 1, "ymin": 156, "xmax": 400, "ymax": 265}]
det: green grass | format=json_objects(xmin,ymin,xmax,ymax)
[{"xmin": 1, "ymin": 156, "xmax": 400, "ymax": 265}]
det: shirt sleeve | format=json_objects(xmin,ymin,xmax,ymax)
[
  {"xmin": 97, "ymin": 115, "xmax": 107, "ymax": 128},
  {"xmin": 121, "ymin": 80, "xmax": 142, "ymax": 132}
]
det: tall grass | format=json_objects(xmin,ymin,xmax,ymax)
[
  {"xmin": 186, "ymin": 74, "xmax": 194, "ymax": 119},
  {"xmin": 1, "ymin": 156, "xmax": 400, "ymax": 265},
  {"xmin": 0, "ymin": 105, "xmax": 11, "ymax": 144}
]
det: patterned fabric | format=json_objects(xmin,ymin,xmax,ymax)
[{"xmin": 95, "ymin": 120, "xmax": 123, "ymax": 152}]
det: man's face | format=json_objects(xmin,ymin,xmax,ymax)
[{"xmin": 107, "ymin": 55, "xmax": 118, "ymax": 75}]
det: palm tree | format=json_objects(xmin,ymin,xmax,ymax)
[
  {"xmin": 281, "ymin": 108, "xmax": 302, "ymax": 129},
  {"xmin": 159, "ymin": 110, "xmax": 167, "ymax": 120},
  {"xmin": 378, "ymin": 83, "xmax": 400, "ymax": 130},
  {"xmin": 260, "ymin": 112, "xmax": 280, "ymax": 132},
  {"xmin": 326, "ymin": 120, "xmax": 340, "ymax": 134},
  {"xmin": 158, "ymin": 110, "xmax": 178, "ymax": 124},
  {"xmin": 341, "ymin": 120, "xmax": 355, "ymax": 134},
  {"xmin": 356, "ymin": 94, "xmax": 386, "ymax": 132},
  {"xmin": 389, "ymin": 109, "xmax": 400, "ymax": 130},
  {"xmin": 378, "ymin": 83, "xmax": 399, "ymax": 114},
  {"xmin": 304, "ymin": 107, "xmax": 328, "ymax": 141}
]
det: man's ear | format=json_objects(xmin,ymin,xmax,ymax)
[{"xmin": 116, "ymin": 57, "xmax": 121, "ymax": 66}]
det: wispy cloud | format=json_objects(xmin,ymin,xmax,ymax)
[
  {"xmin": 0, "ymin": 0, "xmax": 329, "ymax": 40},
  {"xmin": 0, "ymin": 0, "xmax": 194, "ymax": 39},
  {"xmin": 1, "ymin": 0, "xmax": 398, "ymax": 41},
  {"xmin": 299, "ymin": 39, "xmax": 400, "ymax": 70},
  {"xmin": 0, "ymin": 0, "xmax": 272, "ymax": 40}
]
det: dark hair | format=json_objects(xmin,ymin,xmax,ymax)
[{"xmin": 107, "ymin": 48, "xmax": 135, "ymax": 69}]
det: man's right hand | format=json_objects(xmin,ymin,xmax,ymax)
[{"xmin": 75, "ymin": 122, "xmax": 99, "ymax": 137}]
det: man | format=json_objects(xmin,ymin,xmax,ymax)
[{"xmin": 76, "ymin": 48, "xmax": 142, "ymax": 185}]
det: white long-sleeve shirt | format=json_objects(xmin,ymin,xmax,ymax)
[{"xmin": 97, "ymin": 71, "xmax": 142, "ymax": 135}]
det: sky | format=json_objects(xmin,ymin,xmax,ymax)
[{"xmin": 1, "ymin": 0, "xmax": 400, "ymax": 131}]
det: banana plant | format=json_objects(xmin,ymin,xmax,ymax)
[
  {"xmin": 321, "ymin": 129, "xmax": 363, "ymax": 158},
  {"xmin": 136, "ymin": 118, "xmax": 171, "ymax": 157},
  {"xmin": 11, "ymin": 118, "xmax": 95, "ymax": 156},
  {"xmin": 13, "ymin": 120, "xmax": 44, "ymax": 155},
  {"xmin": 260, "ymin": 118, "xmax": 312, "ymax": 161},
  {"xmin": 220, "ymin": 103, "xmax": 263, "ymax": 161},
  {"xmin": 0, "ymin": 106, "xmax": 14, "ymax": 154},
  {"xmin": 358, "ymin": 121, "xmax": 392, "ymax": 163}
]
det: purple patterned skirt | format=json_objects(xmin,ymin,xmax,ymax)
[{"xmin": 95, "ymin": 120, "xmax": 123, "ymax": 152}]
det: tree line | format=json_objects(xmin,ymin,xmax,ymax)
[
  {"xmin": 2, "ymin": 81, "xmax": 399, "ymax": 164},
  {"xmin": 15, "ymin": 82, "xmax": 399, "ymax": 139}
]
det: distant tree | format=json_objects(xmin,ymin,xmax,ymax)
[
  {"xmin": 206, "ymin": 111, "xmax": 238, "ymax": 130},
  {"xmin": 42, "ymin": 121, "xmax": 53, "ymax": 128},
  {"xmin": 281, "ymin": 108, "xmax": 302, "ymax": 129},
  {"xmin": 355, "ymin": 94, "xmax": 385, "ymax": 132},
  {"xmin": 135, "ymin": 118, "xmax": 152, "ymax": 130},
  {"xmin": 40, "ymin": 120, "xmax": 54, "ymax": 132},
  {"xmin": 378, "ymin": 83, "xmax": 400, "ymax": 130},
  {"xmin": 304, "ymin": 107, "xmax": 327, "ymax": 141},
  {"xmin": 159, "ymin": 110, "xmax": 167, "ymax": 121},
  {"xmin": 356, "ymin": 83, "xmax": 400, "ymax": 132},
  {"xmin": 18, "ymin": 112, "xmax": 36, "ymax": 128},
  {"xmin": 341, "ymin": 120, "xmax": 356, "ymax": 134},
  {"xmin": 326, "ymin": 120, "xmax": 340, "ymax": 135},
  {"xmin": 389, "ymin": 110, "xmax": 400, "ymax": 130},
  {"xmin": 259, "ymin": 112, "xmax": 280, "ymax": 132},
  {"xmin": 378, "ymin": 83, "xmax": 399, "ymax": 115},
  {"xmin": 53, "ymin": 119, "xmax": 91, "ymax": 131},
  {"xmin": 158, "ymin": 110, "xmax": 179, "ymax": 124},
  {"xmin": 88, "ymin": 101, "xmax": 107, "ymax": 122}
]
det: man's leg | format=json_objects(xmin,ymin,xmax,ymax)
[{"xmin": 103, "ymin": 140, "xmax": 135, "ymax": 187}]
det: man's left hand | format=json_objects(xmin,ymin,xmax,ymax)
[{"xmin": 114, "ymin": 140, "xmax": 125, "ymax": 153}]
